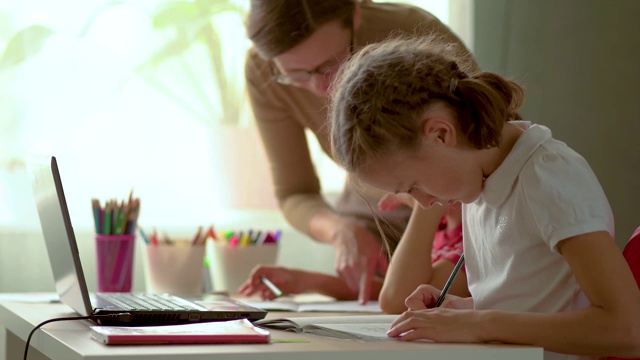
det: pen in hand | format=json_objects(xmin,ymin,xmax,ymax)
[
  {"xmin": 434, "ymin": 253, "xmax": 465, "ymax": 307},
  {"xmin": 260, "ymin": 276, "xmax": 283, "ymax": 298}
]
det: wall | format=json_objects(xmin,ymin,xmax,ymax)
[{"xmin": 473, "ymin": 0, "xmax": 640, "ymax": 247}]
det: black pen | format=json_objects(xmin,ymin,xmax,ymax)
[
  {"xmin": 260, "ymin": 276, "xmax": 283, "ymax": 298},
  {"xmin": 435, "ymin": 253, "xmax": 465, "ymax": 307}
]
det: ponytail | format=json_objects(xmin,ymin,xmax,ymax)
[{"xmin": 455, "ymin": 72, "xmax": 525, "ymax": 149}]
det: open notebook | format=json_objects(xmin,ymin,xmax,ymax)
[
  {"xmin": 29, "ymin": 155, "xmax": 267, "ymax": 326},
  {"xmin": 255, "ymin": 314, "xmax": 398, "ymax": 342}
]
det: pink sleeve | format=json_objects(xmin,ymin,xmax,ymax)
[{"xmin": 431, "ymin": 223, "xmax": 464, "ymax": 272}]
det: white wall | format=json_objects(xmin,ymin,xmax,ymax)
[{"xmin": 473, "ymin": 0, "xmax": 640, "ymax": 247}]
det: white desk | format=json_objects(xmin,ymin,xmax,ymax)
[{"xmin": 0, "ymin": 298, "xmax": 543, "ymax": 360}]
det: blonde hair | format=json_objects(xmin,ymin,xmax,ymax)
[{"xmin": 330, "ymin": 35, "xmax": 524, "ymax": 172}]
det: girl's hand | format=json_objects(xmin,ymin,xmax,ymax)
[
  {"xmin": 404, "ymin": 284, "xmax": 473, "ymax": 310},
  {"xmin": 387, "ymin": 308, "xmax": 484, "ymax": 343},
  {"xmin": 332, "ymin": 217, "xmax": 388, "ymax": 304},
  {"xmin": 237, "ymin": 265, "xmax": 305, "ymax": 300}
]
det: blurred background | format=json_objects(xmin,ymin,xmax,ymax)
[{"xmin": 0, "ymin": 0, "xmax": 638, "ymax": 294}]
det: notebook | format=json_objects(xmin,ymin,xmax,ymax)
[
  {"xmin": 29, "ymin": 155, "xmax": 268, "ymax": 326},
  {"xmin": 254, "ymin": 314, "xmax": 398, "ymax": 342},
  {"xmin": 90, "ymin": 319, "xmax": 270, "ymax": 345}
]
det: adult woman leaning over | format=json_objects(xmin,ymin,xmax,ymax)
[{"xmin": 243, "ymin": 0, "xmax": 477, "ymax": 305}]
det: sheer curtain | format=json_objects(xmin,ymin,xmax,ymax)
[{"xmin": 0, "ymin": 0, "xmax": 472, "ymax": 233}]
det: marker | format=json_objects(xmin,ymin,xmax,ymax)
[
  {"xmin": 260, "ymin": 276, "xmax": 283, "ymax": 298},
  {"xmin": 138, "ymin": 227, "xmax": 150, "ymax": 245},
  {"xmin": 228, "ymin": 234, "xmax": 239, "ymax": 247}
]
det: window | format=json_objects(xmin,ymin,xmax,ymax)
[
  {"xmin": 1, "ymin": 0, "xmax": 258, "ymax": 230},
  {"xmin": 0, "ymin": 0, "xmax": 472, "ymax": 231}
]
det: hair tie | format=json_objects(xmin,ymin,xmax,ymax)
[{"xmin": 449, "ymin": 78, "xmax": 458, "ymax": 92}]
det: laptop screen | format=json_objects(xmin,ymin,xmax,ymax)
[{"xmin": 30, "ymin": 156, "xmax": 94, "ymax": 317}]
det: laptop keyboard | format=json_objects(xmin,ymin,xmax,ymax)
[{"xmin": 99, "ymin": 293, "xmax": 201, "ymax": 311}]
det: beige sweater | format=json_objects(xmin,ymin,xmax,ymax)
[{"xmin": 245, "ymin": 2, "xmax": 475, "ymax": 242}]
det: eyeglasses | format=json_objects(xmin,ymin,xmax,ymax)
[{"xmin": 271, "ymin": 24, "xmax": 355, "ymax": 86}]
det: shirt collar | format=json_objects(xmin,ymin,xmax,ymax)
[{"xmin": 481, "ymin": 121, "xmax": 552, "ymax": 207}]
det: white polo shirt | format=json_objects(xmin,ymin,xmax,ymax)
[{"xmin": 463, "ymin": 122, "xmax": 614, "ymax": 360}]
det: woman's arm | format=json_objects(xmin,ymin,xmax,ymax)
[
  {"xmin": 309, "ymin": 208, "xmax": 388, "ymax": 303},
  {"xmin": 238, "ymin": 265, "xmax": 383, "ymax": 301},
  {"xmin": 245, "ymin": 49, "xmax": 332, "ymax": 236}
]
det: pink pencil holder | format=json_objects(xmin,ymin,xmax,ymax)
[{"xmin": 95, "ymin": 234, "xmax": 135, "ymax": 292}]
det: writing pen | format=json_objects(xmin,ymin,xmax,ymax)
[
  {"xmin": 434, "ymin": 253, "xmax": 465, "ymax": 307},
  {"xmin": 260, "ymin": 276, "xmax": 283, "ymax": 298}
]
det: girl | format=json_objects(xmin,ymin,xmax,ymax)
[{"xmin": 329, "ymin": 35, "xmax": 640, "ymax": 359}]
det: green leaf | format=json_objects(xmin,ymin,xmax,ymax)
[
  {"xmin": 152, "ymin": 1, "xmax": 200, "ymax": 29},
  {"xmin": 78, "ymin": 0, "xmax": 127, "ymax": 38},
  {"xmin": 0, "ymin": 25, "xmax": 55, "ymax": 73},
  {"xmin": 141, "ymin": 0, "xmax": 244, "ymax": 70},
  {"xmin": 151, "ymin": 0, "xmax": 241, "ymax": 30},
  {"xmin": 135, "ymin": 34, "xmax": 194, "ymax": 72}
]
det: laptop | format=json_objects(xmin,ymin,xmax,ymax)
[{"xmin": 29, "ymin": 155, "xmax": 267, "ymax": 326}]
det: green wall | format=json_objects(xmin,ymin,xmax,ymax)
[{"xmin": 474, "ymin": 0, "xmax": 640, "ymax": 247}]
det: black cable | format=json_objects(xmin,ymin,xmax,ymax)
[{"xmin": 24, "ymin": 313, "xmax": 132, "ymax": 360}]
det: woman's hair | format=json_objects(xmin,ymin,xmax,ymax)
[
  {"xmin": 330, "ymin": 35, "xmax": 525, "ymax": 173},
  {"xmin": 246, "ymin": 0, "xmax": 356, "ymax": 59}
]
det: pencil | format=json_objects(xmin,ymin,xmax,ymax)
[
  {"xmin": 91, "ymin": 199, "xmax": 101, "ymax": 233},
  {"xmin": 103, "ymin": 201, "xmax": 112, "ymax": 235},
  {"xmin": 434, "ymin": 253, "xmax": 465, "ymax": 308},
  {"xmin": 138, "ymin": 227, "xmax": 150, "ymax": 245},
  {"xmin": 192, "ymin": 226, "xmax": 203, "ymax": 245},
  {"xmin": 260, "ymin": 276, "xmax": 283, "ymax": 298}
]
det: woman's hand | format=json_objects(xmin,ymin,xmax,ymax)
[
  {"xmin": 332, "ymin": 217, "xmax": 388, "ymax": 304},
  {"xmin": 237, "ymin": 265, "xmax": 306, "ymax": 300}
]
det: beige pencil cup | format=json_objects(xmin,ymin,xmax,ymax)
[
  {"xmin": 142, "ymin": 241, "xmax": 206, "ymax": 297},
  {"xmin": 208, "ymin": 242, "xmax": 279, "ymax": 293}
]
